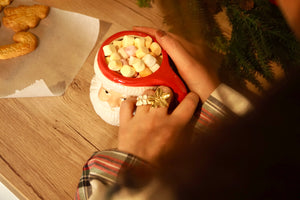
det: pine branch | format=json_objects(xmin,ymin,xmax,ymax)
[
  {"xmin": 137, "ymin": 0, "xmax": 152, "ymax": 7},
  {"xmin": 138, "ymin": 0, "xmax": 300, "ymax": 92}
]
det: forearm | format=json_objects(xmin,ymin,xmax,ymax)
[
  {"xmin": 75, "ymin": 150, "xmax": 152, "ymax": 200},
  {"xmin": 194, "ymin": 83, "xmax": 254, "ymax": 133}
]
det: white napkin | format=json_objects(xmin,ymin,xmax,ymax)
[{"xmin": 0, "ymin": 0, "xmax": 100, "ymax": 98}]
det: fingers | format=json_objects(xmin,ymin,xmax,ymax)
[
  {"xmin": 134, "ymin": 26, "xmax": 199, "ymax": 72},
  {"xmin": 120, "ymin": 86, "xmax": 174, "ymax": 125},
  {"xmin": 133, "ymin": 26, "xmax": 157, "ymax": 37},
  {"xmin": 150, "ymin": 86, "xmax": 173, "ymax": 115},
  {"xmin": 135, "ymin": 89, "xmax": 155, "ymax": 114},
  {"xmin": 119, "ymin": 96, "xmax": 136, "ymax": 125},
  {"xmin": 135, "ymin": 86, "xmax": 173, "ymax": 115},
  {"xmin": 133, "ymin": 26, "xmax": 220, "ymax": 102},
  {"xmin": 172, "ymin": 92, "xmax": 200, "ymax": 125}
]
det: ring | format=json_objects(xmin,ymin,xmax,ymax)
[{"xmin": 136, "ymin": 88, "xmax": 170, "ymax": 108}]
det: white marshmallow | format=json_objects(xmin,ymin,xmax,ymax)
[
  {"xmin": 134, "ymin": 37, "xmax": 145, "ymax": 48},
  {"xmin": 149, "ymin": 63, "xmax": 160, "ymax": 73},
  {"xmin": 132, "ymin": 59, "xmax": 146, "ymax": 72},
  {"xmin": 150, "ymin": 42, "xmax": 162, "ymax": 56},
  {"xmin": 109, "ymin": 52, "xmax": 121, "ymax": 61},
  {"xmin": 103, "ymin": 44, "xmax": 116, "ymax": 56},
  {"xmin": 122, "ymin": 35, "xmax": 135, "ymax": 47},
  {"xmin": 118, "ymin": 48, "xmax": 129, "ymax": 59},
  {"xmin": 112, "ymin": 40, "xmax": 123, "ymax": 49},
  {"xmin": 145, "ymin": 36, "xmax": 152, "ymax": 48},
  {"xmin": 108, "ymin": 60, "xmax": 122, "ymax": 71},
  {"xmin": 136, "ymin": 46, "xmax": 149, "ymax": 59},
  {"xmin": 142, "ymin": 54, "xmax": 157, "ymax": 67},
  {"xmin": 120, "ymin": 65, "xmax": 136, "ymax": 77},
  {"xmin": 129, "ymin": 56, "xmax": 138, "ymax": 65}
]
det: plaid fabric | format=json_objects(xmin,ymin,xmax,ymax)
[
  {"xmin": 194, "ymin": 84, "xmax": 253, "ymax": 133},
  {"xmin": 75, "ymin": 150, "xmax": 150, "ymax": 200},
  {"xmin": 75, "ymin": 83, "xmax": 253, "ymax": 199}
]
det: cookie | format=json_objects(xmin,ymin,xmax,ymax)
[
  {"xmin": 0, "ymin": 0, "xmax": 13, "ymax": 12},
  {"xmin": 0, "ymin": 31, "xmax": 38, "ymax": 59},
  {"xmin": 2, "ymin": 4, "xmax": 49, "ymax": 32}
]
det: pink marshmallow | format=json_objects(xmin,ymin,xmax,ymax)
[{"xmin": 124, "ymin": 45, "xmax": 137, "ymax": 56}]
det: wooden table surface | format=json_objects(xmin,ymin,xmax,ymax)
[{"xmin": 0, "ymin": 0, "xmax": 167, "ymax": 199}]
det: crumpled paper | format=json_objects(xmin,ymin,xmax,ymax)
[{"xmin": 0, "ymin": 0, "xmax": 100, "ymax": 98}]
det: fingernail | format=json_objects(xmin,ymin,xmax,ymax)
[{"xmin": 156, "ymin": 29, "xmax": 166, "ymax": 38}]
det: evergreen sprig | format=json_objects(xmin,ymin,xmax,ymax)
[
  {"xmin": 137, "ymin": 0, "xmax": 300, "ymax": 92},
  {"xmin": 137, "ymin": 0, "xmax": 152, "ymax": 7}
]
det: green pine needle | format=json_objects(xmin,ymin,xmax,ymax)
[{"xmin": 137, "ymin": 0, "xmax": 152, "ymax": 7}]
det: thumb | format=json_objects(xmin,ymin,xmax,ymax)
[{"xmin": 171, "ymin": 92, "xmax": 200, "ymax": 125}]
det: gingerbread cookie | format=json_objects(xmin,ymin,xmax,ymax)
[
  {"xmin": 0, "ymin": 31, "xmax": 38, "ymax": 59},
  {"xmin": 0, "ymin": 0, "xmax": 13, "ymax": 12},
  {"xmin": 2, "ymin": 4, "xmax": 49, "ymax": 32}
]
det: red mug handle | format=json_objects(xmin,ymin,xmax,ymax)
[{"xmin": 98, "ymin": 31, "xmax": 188, "ymax": 102}]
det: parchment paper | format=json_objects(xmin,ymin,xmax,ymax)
[{"xmin": 0, "ymin": 0, "xmax": 100, "ymax": 98}]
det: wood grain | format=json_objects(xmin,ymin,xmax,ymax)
[{"xmin": 0, "ymin": 0, "xmax": 165, "ymax": 199}]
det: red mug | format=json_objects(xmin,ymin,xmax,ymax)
[{"xmin": 96, "ymin": 31, "xmax": 187, "ymax": 102}]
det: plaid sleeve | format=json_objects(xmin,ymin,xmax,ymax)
[
  {"xmin": 75, "ymin": 149, "xmax": 151, "ymax": 200},
  {"xmin": 193, "ymin": 83, "xmax": 253, "ymax": 133}
]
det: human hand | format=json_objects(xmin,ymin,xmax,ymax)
[
  {"xmin": 133, "ymin": 26, "xmax": 221, "ymax": 102},
  {"xmin": 118, "ymin": 86, "xmax": 199, "ymax": 164}
]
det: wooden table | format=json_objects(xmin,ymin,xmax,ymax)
[{"xmin": 0, "ymin": 1, "xmax": 166, "ymax": 199}]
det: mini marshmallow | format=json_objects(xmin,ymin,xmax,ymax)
[
  {"xmin": 149, "ymin": 63, "xmax": 160, "ymax": 73},
  {"xmin": 150, "ymin": 42, "xmax": 162, "ymax": 56},
  {"xmin": 145, "ymin": 36, "xmax": 152, "ymax": 48},
  {"xmin": 136, "ymin": 46, "xmax": 149, "ymax": 59},
  {"xmin": 132, "ymin": 59, "xmax": 146, "ymax": 72},
  {"xmin": 134, "ymin": 37, "xmax": 145, "ymax": 48},
  {"xmin": 113, "ymin": 40, "xmax": 123, "ymax": 49},
  {"xmin": 129, "ymin": 56, "xmax": 138, "ymax": 65},
  {"xmin": 108, "ymin": 60, "xmax": 122, "ymax": 71},
  {"xmin": 103, "ymin": 44, "xmax": 116, "ymax": 56},
  {"xmin": 139, "ymin": 67, "xmax": 153, "ymax": 77},
  {"xmin": 110, "ymin": 52, "xmax": 121, "ymax": 61},
  {"xmin": 122, "ymin": 35, "xmax": 135, "ymax": 47},
  {"xmin": 118, "ymin": 48, "xmax": 129, "ymax": 59},
  {"xmin": 120, "ymin": 65, "xmax": 136, "ymax": 77},
  {"xmin": 124, "ymin": 45, "xmax": 137, "ymax": 56},
  {"xmin": 142, "ymin": 54, "xmax": 157, "ymax": 67}
]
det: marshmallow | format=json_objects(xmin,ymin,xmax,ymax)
[
  {"xmin": 129, "ymin": 56, "xmax": 138, "ymax": 65},
  {"xmin": 124, "ymin": 45, "xmax": 137, "ymax": 56},
  {"xmin": 132, "ymin": 59, "xmax": 146, "ymax": 72},
  {"xmin": 110, "ymin": 52, "xmax": 121, "ymax": 61},
  {"xmin": 108, "ymin": 60, "xmax": 122, "ymax": 71},
  {"xmin": 103, "ymin": 44, "xmax": 116, "ymax": 56},
  {"xmin": 118, "ymin": 48, "xmax": 129, "ymax": 59},
  {"xmin": 145, "ymin": 36, "xmax": 152, "ymax": 48},
  {"xmin": 136, "ymin": 46, "xmax": 149, "ymax": 59},
  {"xmin": 134, "ymin": 37, "xmax": 145, "ymax": 48},
  {"xmin": 142, "ymin": 54, "xmax": 157, "ymax": 67},
  {"xmin": 113, "ymin": 40, "xmax": 123, "ymax": 49},
  {"xmin": 122, "ymin": 35, "xmax": 135, "ymax": 47},
  {"xmin": 139, "ymin": 67, "xmax": 153, "ymax": 77},
  {"xmin": 150, "ymin": 42, "xmax": 162, "ymax": 56},
  {"xmin": 120, "ymin": 65, "xmax": 136, "ymax": 77},
  {"xmin": 103, "ymin": 35, "xmax": 162, "ymax": 78},
  {"xmin": 149, "ymin": 63, "xmax": 160, "ymax": 73}
]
